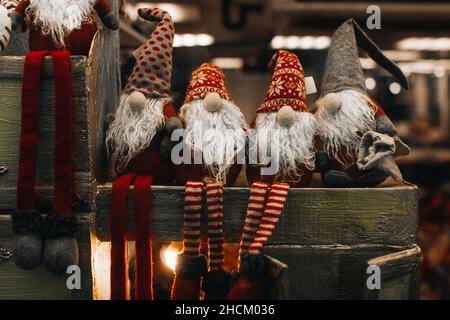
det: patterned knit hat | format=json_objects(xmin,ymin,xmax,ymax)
[
  {"xmin": 257, "ymin": 50, "xmax": 307, "ymax": 113},
  {"xmin": 125, "ymin": 8, "xmax": 174, "ymax": 99},
  {"xmin": 184, "ymin": 63, "xmax": 232, "ymax": 104}
]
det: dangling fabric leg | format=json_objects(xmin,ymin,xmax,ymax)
[
  {"xmin": 11, "ymin": 50, "xmax": 49, "ymax": 270},
  {"xmin": 44, "ymin": 50, "xmax": 79, "ymax": 274},
  {"xmin": 133, "ymin": 175, "xmax": 153, "ymax": 300},
  {"xmin": 171, "ymin": 181, "xmax": 206, "ymax": 300},
  {"xmin": 203, "ymin": 182, "xmax": 230, "ymax": 300},
  {"xmin": 110, "ymin": 173, "xmax": 136, "ymax": 300},
  {"xmin": 228, "ymin": 182, "xmax": 289, "ymax": 300}
]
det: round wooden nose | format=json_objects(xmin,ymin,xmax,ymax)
[
  {"xmin": 128, "ymin": 91, "xmax": 146, "ymax": 112},
  {"xmin": 203, "ymin": 92, "xmax": 222, "ymax": 112},
  {"xmin": 277, "ymin": 105, "xmax": 296, "ymax": 128}
]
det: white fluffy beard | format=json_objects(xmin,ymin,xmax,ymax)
[
  {"xmin": 106, "ymin": 93, "xmax": 167, "ymax": 173},
  {"xmin": 28, "ymin": 0, "xmax": 96, "ymax": 48},
  {"xmin": 315, "ymin": 89, "xmax": 376, "ymax": 167},
  {"xmin": 180, "ymin": 99, "xmax": 248, "ymax": 184},
  {"xmin": 254, "ymin": 111, "xmax": 317, "ymax": 182}
]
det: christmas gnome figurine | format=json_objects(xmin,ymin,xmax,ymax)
[
  {"xmin": 9, "ymin": 0, "xmax": 119, "ymax": 56},
  {"xmin": 314, "ymin": 19, "xmax": 409, "ymax": 187},
  {"xmin": 106, "ymin": 8, "xmax": 181, "ymax": 300},
  {"xmin": 170, "ymin": 64, "xmax": 247, "ymax": 300},
  {"xmin": 247, "ymin": 50, "xmax": 317, "ymax": 187},
  {"xmin": 106, "ymin": 8, "xmax": 181, "ymax": 180},
  {"xmin": 173, "ymin": 63, "xmax": 248, "ymax": 186}
]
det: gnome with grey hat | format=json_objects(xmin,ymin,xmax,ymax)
[{"xmin": 314, "ymin": 18, "xmax": 410, "ymax": 187}]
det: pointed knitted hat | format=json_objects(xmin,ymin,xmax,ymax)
[
  {"xmin": 184, "ymin": 63, "xmax": 232, "ymax": 104},
  {"xmin": 125, "ymin": 8, "xmax": 174, "ymax": 99},
  {"xmin": 257, "ymin": 50, "xmax": 307, "ymax": 113},
  {"xmin": 320, "ymin": 19, "xmax": 409, "ymax": 97}
]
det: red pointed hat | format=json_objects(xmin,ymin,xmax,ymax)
[
  {"xmin": 184, "ymin": 63, "xmax": 232, "ymax": 104},
  {"xmin": 125, "ymin": 8, "xmax": 174, "ymax": 99},
  {"xmin": 257, "ymin": 50, "xmax": 307, "ymax": 113}
]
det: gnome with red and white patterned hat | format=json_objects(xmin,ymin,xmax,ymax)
[
  {"xmin": 106, "ymin": 8, "xmax": 181, "ymax": 180},
  {"xmin": 170, "ymin": 64, "xmax": 248, "ymax": 300},
  {"xmin": 173, "ymin": 63, "xmax": 248, "ymax": 186},
  {"xmin": 247, "ymin": 50, "xmax": 317, "ymax": 187}
]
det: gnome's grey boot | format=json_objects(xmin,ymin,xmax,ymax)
[
  {"xmin": 324, "ymin": 170, "xmax": 354, "ymax": 188},
  {"xmin": 358, "ymin": 167, "xmax": 390, "ymax": 187},
  {"xmin": 11, "ymin": 209, "xmax": 44, "ymax": 270},
  {"xmin": 43, "ymin": 215, "xmax": 79, "ymax": 274}
]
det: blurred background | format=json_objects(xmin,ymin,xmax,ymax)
[{"xmin": 117, "ymin": 0, "xmax": 449, "ymax": 299}]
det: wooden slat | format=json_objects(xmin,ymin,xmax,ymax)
[
  {"xmin": 94, "ymin": 184, "xmax": 418, "ymax": 246},
  {"xmin": 0, "ymin": 214, "xmax": 91, "ymax": 300},
  {"xmin": 263, "ymin": 244, "xmax": 420, "ymax": 300},
  {"xmin": 365, "ymin": 246, "xmax": 421, "ymax": 300}
]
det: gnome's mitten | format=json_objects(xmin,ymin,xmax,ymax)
[
  {"xmin": 171, "ymin": 181, "xmax": 205, "ymax": 300},
  {"xmin": 376, "ymin": 115, "xmax": 398, "ymax": 137},
  {"xmin": 358, "ymin": 167, "xmax": 390, "ymax": 187},
  {"xmin": 100, "ymin": 12, "xmax": 119, "ymax": 30},
  {"xmin": 324, "ymin": 170, "xmax": 354, "ymax": 188},
  {"xmin": 11, "ymin": 209, "xmax": 43, "ymax": 270},
  {"xmin": 43, "ymin": 214, "xmax": 79, "ymax": 274},
  {"xmin": 228, "ymin": 183, "xmax": 288, "ymax": 300}
]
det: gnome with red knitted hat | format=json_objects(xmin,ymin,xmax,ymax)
[
  {"xmin": 106, "ymin": 8, "xmax": 181, "ymax": 300},
  {"xmin": 247, "ymin": 50, "xmax": 317, "ymax": 187},
  {"xmin": 170, "ymin": 64, "xmax": 247, "ymax": 300},
  {"xmin": 106, "ymin": 8, "xmax": 181, "ymax": 180},
  {"xmin": 10, "ymin": 0, "xmax": 119, "ymax": 56},
  {"xmin": 314, "ymin": 19, "xmax": 410, "ymax": 187}
]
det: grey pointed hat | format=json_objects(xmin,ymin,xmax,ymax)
[{"xmin": 320, "ymin": 19, "xmax": 409, "ymax": 97}]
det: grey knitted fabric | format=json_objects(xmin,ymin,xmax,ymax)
[{"xmin": 320, "ymin": 19, "xmax": 409, "ymax": 97}]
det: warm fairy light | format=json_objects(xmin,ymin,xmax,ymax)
[{"xmin": 162, "ymin": 242, "xmax": 182, "ymax": 272}]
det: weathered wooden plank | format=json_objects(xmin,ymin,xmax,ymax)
[
  {"xmin": 94, "ymin": 184, "xmax": 418, "ymax": 246},
  {"xmin": 0, "ymin": 214, "xmax": 91, "ymax": 300},
  {"xmin": 365, "ymin": 246, "xmax": 421, "ymax": 300},
  {"xmin": 263, "ymin": 244, "xmax": 420, "ymax": 300},
  {"xmin": 87, "ymin": 3, "xmax": 121, "ymax": 184},
  {"xmin": 0, "ymin": 57, "xmax": 92, "ymax": 211}
]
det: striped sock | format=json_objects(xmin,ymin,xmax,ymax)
[
  {"xmin": 206, "ymin": 182, "xmax": 224, "ymax": 272},
  {"xmin": 248, "ymin": 182, "xmax": 289, "ymax": 254},
  {"xmin": 183, "ymin": 181, "xmax": 203, "ymax": 256},
  {"xmin": 239, "ymin": 182, "xmax": 269, "ymax": 255}
]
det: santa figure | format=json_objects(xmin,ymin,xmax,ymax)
[
  {"xmin": 247, "ymin": 50, "xmax": 317, "ymax": 187},
  {"xmin": 314, "ymin": 19, "xmax": 409, "ymax": 187},
  {"xmin": 105, "ymin": 8, "xmax": 181, "ymax": 300},
  {"xmin": 10, "ymin": 0, "xmax": 119, "ymax": 55},
  {"xmin": 170, "ymin": 64, "xmax": 248, "ymax": 300}
]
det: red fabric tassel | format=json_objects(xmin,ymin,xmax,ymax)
[
  {"xmin": 17, "ymin": 50, "xmax": 50, "ymax": 210},
  {"xmin": 52, "ymin": 51, "xmax": 73, "ymax": 216},
  {"xmin": 133, "ymin": 175, "xmax": 153, "ymax": 300},
  {"xmin": 110, "ymin": 173, "xmax": 136, "ymax": 300}
]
